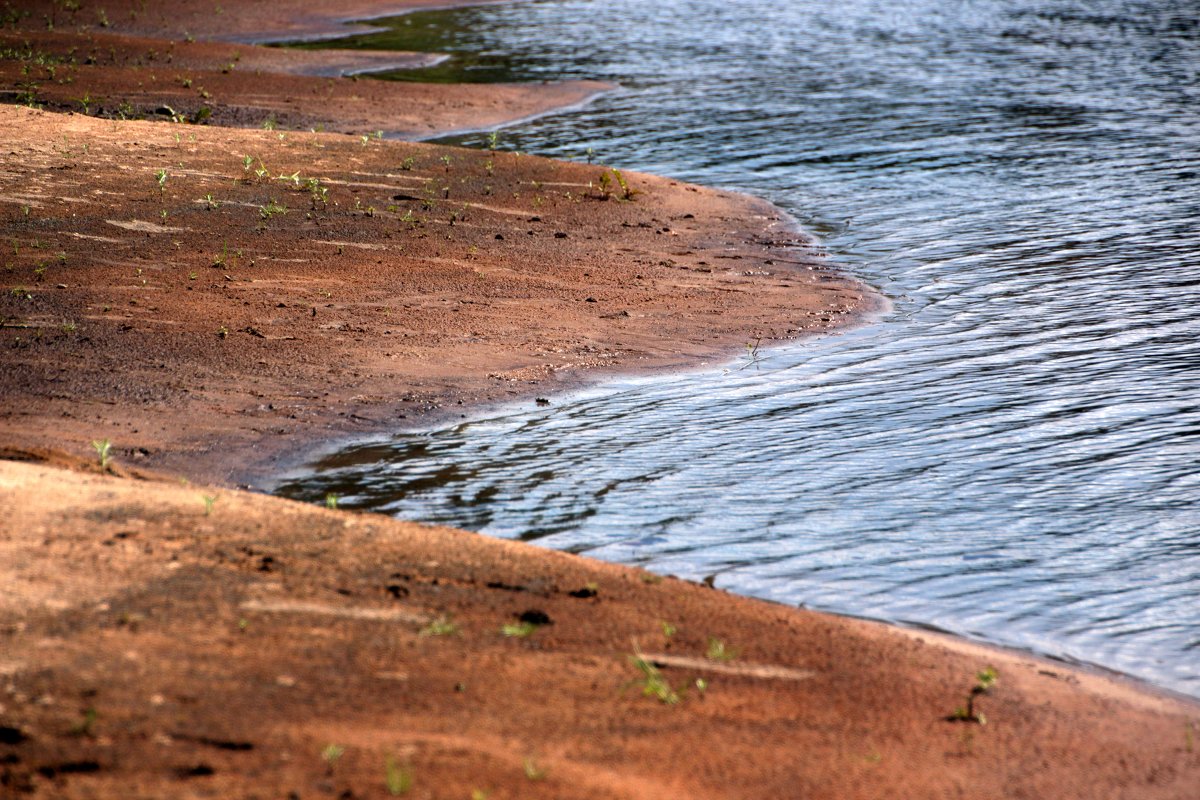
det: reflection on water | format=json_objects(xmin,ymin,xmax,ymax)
[{"xmin": 275, "ymin": 0, "xmax": 1200, "ymax": 696}]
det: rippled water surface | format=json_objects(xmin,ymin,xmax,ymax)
[{"xmin": 276, "ymin": 0, "xmax": 1200, "ymax": 695}]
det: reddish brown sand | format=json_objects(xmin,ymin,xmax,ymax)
[
  {"xmin": 2, "ymin": 460, "xmax": 1198, "ymax": 799},
  {"xmin": 0, "ymin": 104, "xmax": 870, "ymax": 485},
  {"xmin": 14, "ymin": 0, "xmax": 519, "ymax": 44},
  {"xmin": 0, "ymin": 2, "xmax": 1197, "ymax": 798},
  {"xmin": 0, "ymin": 27, "xmax": 611, "ymax": 139}
]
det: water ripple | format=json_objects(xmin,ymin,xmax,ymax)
[{"xmin": 276, "ymin": 0, "xmax": 1200, "ymax": 696}]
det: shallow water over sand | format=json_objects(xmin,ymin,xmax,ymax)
[{"xmin": 276, "ymin": 0, "xmax": 1200, "ymax": 696}]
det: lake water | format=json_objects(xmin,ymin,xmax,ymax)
[{"xmin": 274, "ymin": 0, "xmax": 1200, "ymax": 696}]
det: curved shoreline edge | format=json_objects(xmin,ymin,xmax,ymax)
[
  {"xmin": 0, "ymin": 1, "xmax": 1197, "ymax": 797},
  {"xmin": 2, "ymin": 458, "xmax": 1197, "ymax": 799}
]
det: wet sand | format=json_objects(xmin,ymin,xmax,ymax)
[
  {"xmin": 0, "ymin": 1, "xmax": 1197, "ymax": 797},
  {"xmin": 0, "ymin": 25, "xmax": 611, "ymax": 140},
  {"xmin": 0, "ymin": 104, "xmax": 871, "ymax": 485}
]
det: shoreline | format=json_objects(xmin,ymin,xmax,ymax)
[
  {"xmin": 3, "ymin": 458, "xmax": 1197, "ymax": 799},
  {"xmin": 266, "ymin": 381, "xmax": 1198, "ymax": 715},
  {"xmin": 0, "ymin": 100, "xmax": 879, "ymax": 486},
  {"xmin": 400, "ymin": 87, "xmax": 617, "ymax": 142},
  {"xmin": 1, "ymin": 2, "xmax": 1197, "ymax": 797},
  {"xmin": 275, "ymin": 385, "xmax": 1200, "ymax": 713},
  {"xmin": 232, "ymin": 0, "xmax": 521, "ymax": 46}
]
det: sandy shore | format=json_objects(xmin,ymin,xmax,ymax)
[
  {"xmin": 0, "ymin": 25, "xmax": 611, "ymax": 140},
  {"xmin": 13, "ymin": 0, "xmax": 520, "ymax": 44},
  {"xmin": 0, "ymin": 1, "xmax": 1197, "ymax": 797},
  {"xmin": 0, "ymin": 104, "xmax": 871, "ymax": 485},
  {"xmin": 1, "ymin": 458, "xmax": 1197, "ymax": 799}
]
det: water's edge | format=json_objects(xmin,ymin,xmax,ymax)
[{"xmin": 269, "ymin": 0, "xmax": 1200, "ymax": 698}]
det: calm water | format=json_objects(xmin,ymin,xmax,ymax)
[{"xmin": 275, "ymin": 0, "xmax": 1200, "ymax": 696}]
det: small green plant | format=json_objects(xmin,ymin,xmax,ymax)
[
  {"xmin": 212, "ymin": 242, "xmax": 239, "ymax": 269},
  {"xmin": 261, "ymin": 116, "xmax": 277, "ymax": 131},
  {"xmin": 259, "ymin": 200, "xmax": 287, "ymax": 219},
  {"xmin": 324, "ymin": 492, "xmax": 338, "ymax": 510},
  {"xmin": 522, "ymin": 757, "xmax": 545, "ymax": 781},
  {"xmin": 384, "ymin": 756, "xmax": 412, "ymax": 796},
  {"xmin": 15, "ymin": 81, "xmax": 39, "ymax": 109},
  {"xmin": 216, "ymin": 325, "xmax": 229, "ymax": 339},
  {"xmin": 202, "ymin": 194, "xmax": 219, "ymax": 209},
  {"xmin": 420, "ymin": 617, "xmax": 460, "ymax": 637},
  {"xmin": 660, "ymin": 621, "xmax": 677, "ymax": 638},
  {"xmin": 154, "ymin": 168, "xmax": 167, "ymax": 199},
  {"xmin": 948, "ymin": 666, "xmax": 998, "ymax": 724},
  {"xmin": 705, "ymin": 637, "xmax": 739, "ymax": 663},
  {"xmin": 596, "ymin": 170, "xmax": 613, "ymax": 199},
  {"xmin": 440, "ymin": 154, "xmax": 452, "ymax": 171},
  {"xmin": 400, "ymin": 156, "xmax": 415, "ymax": 171},
  {"xmin": 321, "ymin": 743, "xmax": 344, "ymax": 771},
  {"xmin": 501, "ymin": 621, "xmax": 538, "ymax": 638},
  {"xmin": 627, "ymin": 649, "xmax": 681, "ymax": 705},
  {"xmin": 305, "ymin": 177, "xmax": 328, "ymax": 209},
  {"xmin": 158, "ymin": 106, "xmax": 187, "ymax": 124},
  {"xmin": 611, "ymin": 168, "xmax": 638, "ymax": 200},
  {"xmin": 91, "ymin": 438, "xmax": 112, "ymax": 469},
  {"xmin": 487, "ymin": 130, "xmax": 499, "ymax": 151},
  {"xmin": 201, "ymin": 494, "xmax": 216, "ymax": 516}
]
